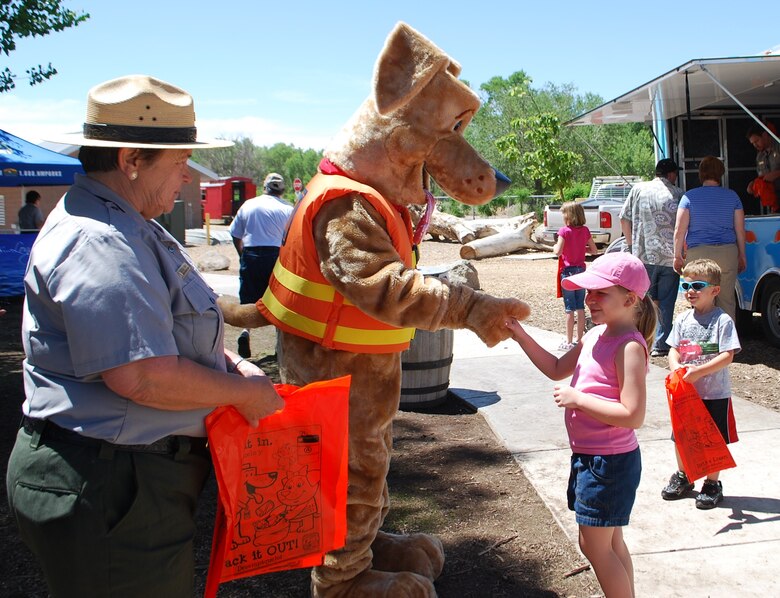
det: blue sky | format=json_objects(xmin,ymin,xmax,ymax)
[{"xmin": 1, "ymin": 1, "xmax": 777, "ymax": 150}]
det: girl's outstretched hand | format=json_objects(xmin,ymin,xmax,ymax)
[{"xmin": 505, "ymin": 317, "xmax": 526, "ymax": 340}]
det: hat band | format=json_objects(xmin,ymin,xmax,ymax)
[{"xmin": 83, "ymin": 123, "xmax": 197, "ymax": 144}]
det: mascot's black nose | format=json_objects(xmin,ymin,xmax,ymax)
[{"xmin": 494, "ymin": 168, "xmax": 511, "ymax": 197}]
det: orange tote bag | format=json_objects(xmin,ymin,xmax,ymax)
[
  {"xmin": 665, "ymin": 368, "xmax": 735, "ymax": 482},
  {"xmin": 204, "ymin": 376, "xmax": 350, "ymax": 597}
]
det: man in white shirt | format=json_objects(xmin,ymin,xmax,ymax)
[{"xmin": 229, "ymin": 173, "xmax": 293, "ymax": 357}]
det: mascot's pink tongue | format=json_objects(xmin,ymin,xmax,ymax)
[{"xmin": 413, "ymin": 189, "xmax": 435, "ymax": 245}]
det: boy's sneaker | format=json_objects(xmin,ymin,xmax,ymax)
[
  {"xmin": 695, "ymin": 479, "xmax": 723, "ymax": 510},
  {"xmin": 661, "ymin": 471, "xmax": 694, "ymax": 500},
  {"xmin": 237, "ymin": 331, "xmax": 251, "ymax": 358},
  {"xmin": 558, "ymin": 341, "xmax": 576, "ymax": 351}
]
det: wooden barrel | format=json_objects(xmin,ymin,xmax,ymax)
[{"xmin": 400, "ymin": 328, "xmax": 454, "ymax": 409}]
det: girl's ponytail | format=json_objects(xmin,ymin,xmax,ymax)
[{"xmin": 636, "ymin": 294, "xmax": 658, "ymax": 348}]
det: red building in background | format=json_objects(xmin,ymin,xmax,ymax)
[{"xmin": 201, "ymin": 176, "xmax": 257, "ymax": 224}]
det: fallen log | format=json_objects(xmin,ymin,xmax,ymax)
[
  {"xmin": 459, "ymin": 217, "xmax": 552, "ymax": 259},
  {"xmin": 426, "ymin": 211, "xmax": 505, "ymax": 244},
  {"xmin": 412, "ymin": 207, "xmax": 521, "ymax": 244}
]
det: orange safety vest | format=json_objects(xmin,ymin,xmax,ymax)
[{"xmin": 258, "ymin": 173, "xmax": 417, "ymax": 353}]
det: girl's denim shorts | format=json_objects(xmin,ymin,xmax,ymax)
[
  {"xmin": 567, "ymin": 447, "xmax": 641, "ymax": 527},
  {"xmin": 561, "ymin": 266, "xmax": 585, "ymax": 312}
]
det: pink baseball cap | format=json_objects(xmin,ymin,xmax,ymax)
[{"xmin": 561, "ymin": 252, "xmax": 650, "ymax": 298}]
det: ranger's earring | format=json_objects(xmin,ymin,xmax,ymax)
[{"xmin": 130, "ymin": 171, "xmax": 138, "ymax": 181}]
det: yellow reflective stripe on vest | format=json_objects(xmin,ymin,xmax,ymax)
[
  {"xmin": 332, "ymin": 323, "xmax": 414, "ymax": 346},
  {"xmin": 263, "ymin": 283, "xmax": 414, "ymax": 347},
  {"xmin": 272, "ymin": 260, "xmax": 354, "ymax": 306},
  {"xmin": 262, "ymin": 287, "xmax": 327, "ymax": 339}
]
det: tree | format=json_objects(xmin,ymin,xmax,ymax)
[
  {"xmin": 1, "ymin": 1, "xmax": 90, "ymax": 93},
  {"xmin": 467, "ymin": 72, "xmax": 535, "ymax": 188},
  {"xmin": 192, "ymin": 138, "xmax": 323, "ymax": 203},
  {"xmin": 467, "ymin": 71, "xmax": 655, "ymax": 195},
  {"xmin": 497, "ymin": 113, "xmax": 580, "ymax": 202},
  {"xmin": 193, "ymin": 137, "xmax": 264, "ymax": 181}
]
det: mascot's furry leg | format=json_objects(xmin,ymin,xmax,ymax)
[
  {"xmin": 275, "ymin": 338, "xmax": 441, "ymax": 597},
  {"xmin": 369, "ymin": 483, "xmax": 444, "ymax": 580},
  {"xmin": 311, "ymin": 409, "xmax": 438, "ymax": 598}
]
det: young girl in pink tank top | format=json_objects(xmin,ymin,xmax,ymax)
[
  {"xmin": 505, "ymin": 252, "xmax": 656, "ymax": 598},
  {"xmin": 555, "ymin": 201, "xmax": 598, "ymax": 349}
]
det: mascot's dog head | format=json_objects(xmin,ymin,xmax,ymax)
[{"xmin": 326, "ymin": 22, "xmax": 509, "ymax": 207}]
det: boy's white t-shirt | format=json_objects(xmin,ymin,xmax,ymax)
[{"xmin": 666, "ymin": 307, "xmax": 741, "ymax": 400}]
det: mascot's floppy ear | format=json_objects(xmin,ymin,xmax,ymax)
[{"xmin": 373, "ymin": 22, "xmax": 462, "ymax": 115}]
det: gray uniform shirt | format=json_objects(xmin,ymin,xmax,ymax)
[
  {"xmin": 756, "ymin": 140, "xmax": 780, "ymax": 195},
  {"xmin": 756, "ymin": 140, "xmax": 780, "ymax": 177},
  {"xmin": 22, "ymin": 174, "xmax": 225, "ymax": 444}
]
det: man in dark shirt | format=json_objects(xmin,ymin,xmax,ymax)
[{"xmin": 18, "ymin": 190, "xmax": 44, "ymax": 231}]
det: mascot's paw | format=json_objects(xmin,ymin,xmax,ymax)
[
  {"xmin": 371, "ymin": 531, "xmax": 444, "ymax": 581},
  {"xmin": 467, "ymin": 294, "xmax": 531, "ymax": 347},
  {"xmin": 216, "ymin": 296, "xmax": 270, "ymax": 329},
  {"xmin": 312, "ymin": 568, "xmax": 436, "ymax": 598}
]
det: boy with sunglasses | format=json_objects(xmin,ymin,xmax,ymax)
[{"xmin": 662, "ymin": 259, "xmax": 741, "ymax": 508}]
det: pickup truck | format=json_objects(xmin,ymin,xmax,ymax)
[{"xmin": 540, "ymin": 176, "xmax": 643, "ymax": 248}]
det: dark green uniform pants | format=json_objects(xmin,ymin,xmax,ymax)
[{"xmin": 6, "ymin": 427, "xmax": 211, "ymax": 598}]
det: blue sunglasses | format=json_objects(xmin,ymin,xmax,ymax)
[{"xmin": 679, "ymin": 280, "xmax": 712, "ymax": 291}]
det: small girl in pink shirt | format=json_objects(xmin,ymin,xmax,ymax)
[
  {"xmin": 555, "ymin": 202, "xmax": 597, "ymax": 350},
  {"xmin": 506, "ymin": 252, "xmax": 656, "ymax": 598}
]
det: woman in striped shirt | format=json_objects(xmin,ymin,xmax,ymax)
[{"xmin": 673, "ymin": 156, "xmax": 746, "ymax": 320}]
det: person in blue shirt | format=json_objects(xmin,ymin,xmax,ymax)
[{"xmin": 673, "ymin": 156, "xmax": 746, "ymax": 320}]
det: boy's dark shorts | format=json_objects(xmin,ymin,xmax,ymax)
[{"xmin": 671, "ymin": 397, "xmax": 738, "ymax": 444}]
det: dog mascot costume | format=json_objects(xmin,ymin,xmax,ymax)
[{"xmin": 220, "ymin": 22, "xmax": 531, "ymax": 597}]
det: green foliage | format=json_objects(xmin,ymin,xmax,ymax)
[
  {"xmin": 466, "ymin": 71, "xmax": 654, "ymax": 193},
  {"xmin": 476, "ymin": 202, "xmax": 494, "ymax": 217},
  {"xmin": 439, "ymin": 199, "xmax": 465, "ymax": 218},
  {"xmin": 0, "ymin": 1, "xmax": 89, "ymax": 92},
  {"xmin": 509, "ymin": 187, "xmax": 533, "ymax": 203},
  {"xmin": 498, "ymin": 112, "xmax": 581, "ymax": 202},
  {"xmin": 193, "ymin": 137, "xmax": 323, "ymax": 201},
  {"xmin": 475, "ymin": 194, "xmax": 508, "ymax": 217},
  {"xmin": 564, "ymin": 181, "xmax": 591, "ymax": 201}
]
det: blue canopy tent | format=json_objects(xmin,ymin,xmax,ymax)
[
  {"xmin": 0, "ymin": 233, "xmax": 35, "ymax": 296},
  {"xmin": 0, "ymin": 129, "xmax": 83, "ymax": 296},
  {"xmin": 0, "ymin": 128, "xmax": 83, "ymax": 186}
]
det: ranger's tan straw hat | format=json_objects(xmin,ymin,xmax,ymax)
[{"xmin": 47, "ymin": 74, "xmax": 232, "ymax": 149}]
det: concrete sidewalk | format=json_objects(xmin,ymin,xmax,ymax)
[{"xmin": 448, "ymin": 326, "xmax": 780, "ymax": 597}]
